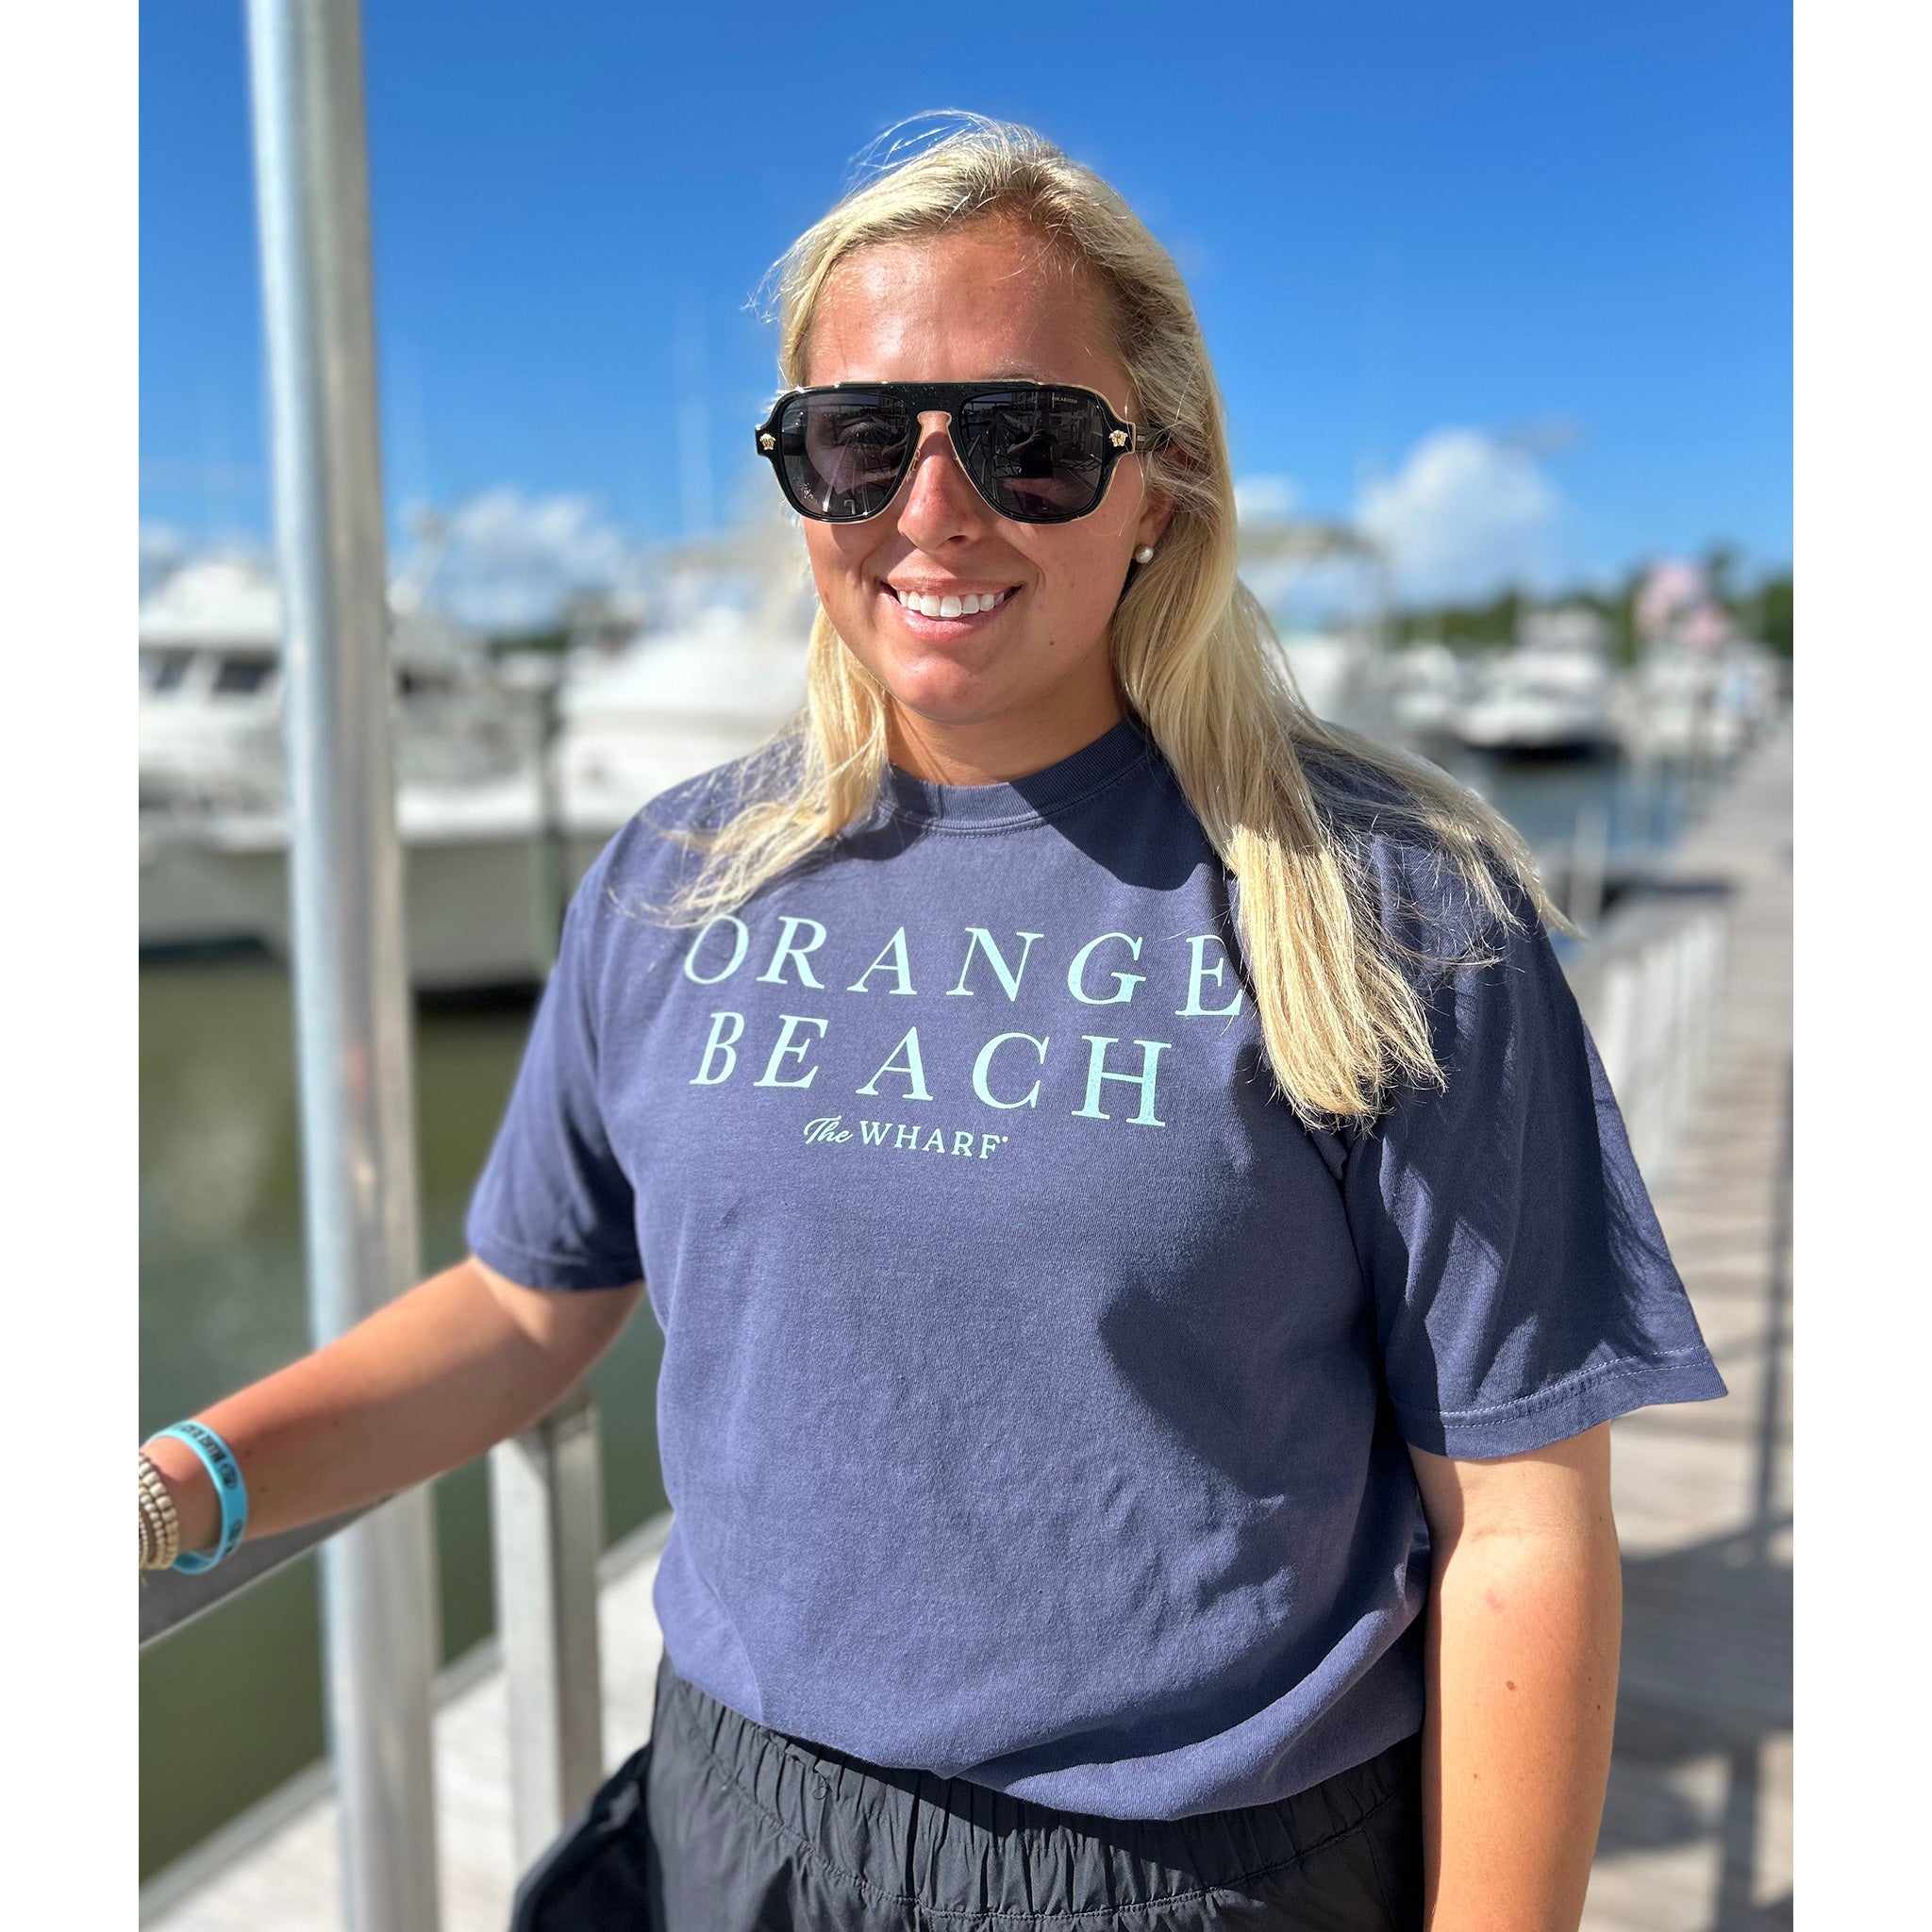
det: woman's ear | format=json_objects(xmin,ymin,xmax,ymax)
[{"xmin": 1135, "ymin": 485, "xmax": 1177, "ymax": 554}]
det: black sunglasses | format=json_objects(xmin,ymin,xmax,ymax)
[{"xmin": 753, "ymin": 381, "xmax": 1151, "ymax": 525}]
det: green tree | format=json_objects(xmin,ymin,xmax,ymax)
[{"xmin": 1744, "ymin": 573, "xmax": 1792, "ymax": 658}]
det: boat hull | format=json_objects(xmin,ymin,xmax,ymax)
[{"xmin": 140, "ymin": 823, "xmax": 564, "ymax": 992}]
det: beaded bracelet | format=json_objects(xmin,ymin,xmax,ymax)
[{"xmin": 138, "ymin": 1454, "xmax": 180, "ymax": 1571}]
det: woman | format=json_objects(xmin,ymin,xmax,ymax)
[{"xmin": 140, "ymin": 119, "xmax": 1724, "ymax": 1930}]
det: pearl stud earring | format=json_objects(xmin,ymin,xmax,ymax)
[{"xmin": 1134, "ymin": 545, "xmax": 1156, "ymax": 564}]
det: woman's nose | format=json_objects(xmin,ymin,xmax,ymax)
[{"xmin": 894, "ymin": 412, "xmax": 987, "ymax": 542}]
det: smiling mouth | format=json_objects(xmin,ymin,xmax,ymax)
[{"xmin": 888, "ymin": 585, "xmax": 1017, "ymax": 619}]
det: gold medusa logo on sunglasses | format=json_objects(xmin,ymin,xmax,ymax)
[{"xmin": 754, "ymin": 382, "xmax": 1153, "ymax": 525}]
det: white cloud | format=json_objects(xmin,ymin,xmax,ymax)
[
  {"xmin": 140, "ymin": 523, "xmax": 189, "ymax": 597},
  {"xmin": 426, "ymin": 490, "xmax": 647, "ymax": 632},
  {"xmin": 1233, "ymin": 475, "xmax": 1300, "ymax": 524},
  {"xmin": 1357, "ymin": 429, "xmax": 1562, "ymax": 604}
]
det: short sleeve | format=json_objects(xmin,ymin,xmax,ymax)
[
  {"xmin": 1342, "ymin": 900, "xmax": 1726, "ymax": 1457},
  {"xmin": 465, "ymin": 857, "xmax": 644, "ymax": 1291}
]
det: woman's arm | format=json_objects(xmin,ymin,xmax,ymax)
[
  {"xmin": 1407, "ymin": 1424, "xmax": 1622, "ymax": 1932},
  {"xmin": 143, "ymin": 1257, "xmax": 644, "ymax": 1557}
]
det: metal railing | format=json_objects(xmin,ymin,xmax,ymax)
[
  {"xmin": 142, "ymin": 1383, "xmax": 611, "ymax": 1879},
  {"xmin": 139, "ymin": 1497, "xmax": 384, "ymax": 1649},
  {"xmin": 1563, "ymin": 885, "xmax": 1732, "ymax": 1186},
  {"xmin": 489, "ymin": 1381, "xmax": 608, "ymax": 1869}
]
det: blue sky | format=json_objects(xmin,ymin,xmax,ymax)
[{"xmin": 141, "ymin": 1, "xmax": 1790, "ymax": 615}]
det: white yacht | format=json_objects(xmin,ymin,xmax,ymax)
[
  {"xmin": 1273, "ymin": 630, "xmax": 1396, "ymax": 741},
  {"xmin": 1236, "ymin": 514, "xmax": 1396, "ymax": 742},
  {"xmin": 141, "ymin": 534, "xmax": 817, "ymax": 990},
  {"xmin": 553, "ymin": 600, "xmax": 809, "ymax": 879},
  {"xmin": 139, "ymin": 554, "xmax": 554, "ymax": 988},
  {"xmin": 1453, "ymin": 608, "xmax": 1615, "ymax": 758},
  {"xmin": 1387, "ymin": 641, "xmax": 1473, "ymax": 741},
  {"xmin": 1614, "ymin": 638, "xmax": 1779, "ymax": 763}
]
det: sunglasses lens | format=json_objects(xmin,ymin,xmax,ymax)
[
  {"xmin": 956, "ymin": 388, "xmax": 1109, "ymax": 521},
  {"xmin": 778, "ymin": 391, "xmax": 912, "ymax": 520},
  {"xmin": 766, "ymin": 385, "xmax": 1122, "ymax": 523}
]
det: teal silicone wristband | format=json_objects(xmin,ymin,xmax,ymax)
[{"xmin": 157, "ymin": 1422, "xmax": 248, "ymax": 1573}]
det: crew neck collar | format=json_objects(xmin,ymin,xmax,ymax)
[{"xmin": 880, "ymin": 717, "xmax": 1155, "ymax": 830}]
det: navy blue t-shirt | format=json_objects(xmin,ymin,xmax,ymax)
[{"xmin": 467, "ymin": 719, "xmax": 1724, "ymax": 1819}]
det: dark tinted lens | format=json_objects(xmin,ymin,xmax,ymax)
[
  {"xmin": 779, "ymin": 391, "xmax": 913, "ymax": 519},
  {"xmin": 955, "ymin": 387, "xmax": 1108, "ymax": 520}
]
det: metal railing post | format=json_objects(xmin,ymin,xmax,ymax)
[
  {"xmin": 1567, "ymin": 891, "xmax": 1736, "ymax": 1191},
  {"xmin": 491, "ymin": 1381, "xmax": 608, "ymax": 1868},
  {"xmin": 242, "ymin": 4, "xmax": 442, "ymax": 1928}
]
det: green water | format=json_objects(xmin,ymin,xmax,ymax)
[{"xmin": 138, "ymin": 956, "xmax": 667, "ymax": 1882}]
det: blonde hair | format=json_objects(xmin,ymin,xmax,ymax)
[{"xmin": 674, "ymin": 115, "xmax": 1558, "ymax": 1124}]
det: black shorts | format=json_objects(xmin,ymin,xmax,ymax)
[{"xmin": 518, "ymin": 1657, "xmax": 1424, "ymax": 1930}]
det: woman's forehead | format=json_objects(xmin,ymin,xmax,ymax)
[{"xmin": 803, "ymin": 224, "xmax": 1126, "ymax": 399}]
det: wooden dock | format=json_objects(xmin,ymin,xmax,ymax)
[
  {"xmin": 145, "ymin": 732, "xmax": 1793, "ymax": 1932},
  {"xmin": 1581, "ymin": 729, "xmax": 1793, "ymax": 1930}
]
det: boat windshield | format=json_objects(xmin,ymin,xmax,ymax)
[
  {"xmin": 212, "ymin": 657, "xmax": 276, "ymax": 696},
  {"xmin": 146, "ymin": 650, "xmax": 193, "ymax": 693}
]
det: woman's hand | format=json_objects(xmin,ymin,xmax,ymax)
[
  {"xmin": 142, "ymin": 1257, "xmax": 643, "ymax": 1559},
  {"xmin": 1407, "ymin": 1424, "xmax": 1621, "ymax": 1932}
]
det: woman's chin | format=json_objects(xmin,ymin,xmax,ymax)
[
  {"xmin": 840, "ymin": 629, "xmax": 1119, "ymax": 751},
  {"xmin": 884, "ymin": 683, "xmax": 1012, "ymax": 734},
  {"xmin": 865, "ymin": 654, "xmax": 1013, "ymax": 729}
]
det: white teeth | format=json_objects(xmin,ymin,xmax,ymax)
[{"xmin": 895, "ymin": 587, "xmax": 1008, "ymax": 616}]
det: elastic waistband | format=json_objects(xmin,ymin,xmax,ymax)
[{"xmin": 654, "ymin": 1659, "xmax": 1418, "ymax": 1918}]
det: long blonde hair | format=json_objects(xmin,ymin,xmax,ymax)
[{"xmin": 674, "ymin": 116, "xmax": 1557, "ymax": 1124}]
